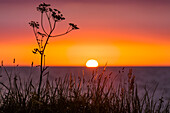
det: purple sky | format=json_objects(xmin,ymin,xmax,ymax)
[{"xmin": 0, "ymin": 0, "xmax": 170, "ymax": 66}]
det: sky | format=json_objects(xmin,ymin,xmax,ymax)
[{"xmin": 0, "ymin": 0, "xmax": 170, "ymax": 66}]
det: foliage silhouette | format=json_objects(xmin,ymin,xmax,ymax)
[
  {"xmin": 29, "ymin": 2, "xmax": 79, "ymax": 97},
  {"xmin": 0, "ymin": 66, "xmax": 169, "ymax": 113}
]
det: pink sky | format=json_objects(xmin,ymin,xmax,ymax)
[{"xmin": 0, "ymin": 0, "xmax": 170, "ymax": 66}]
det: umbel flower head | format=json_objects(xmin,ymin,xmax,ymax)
[
  {"xmin": 37, "ymin": 2, "xmax": 65, "ymax": 21},
  {"xmin": 69, "ymin": 23, "xmax": 79, "ymax": 29},
  {"xmin": 29, "ymin": 2, "xmax": 79, "ymax": 98},
  {"xmin": 37, "ymin": 3, "xmax": 50, "ymax": 13},
  {"xmin": 29, "ymin": 21, "xmax": 39, "ymax": 29}
]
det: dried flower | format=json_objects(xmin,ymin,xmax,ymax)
[
  {"xmin": 37, "ymin": 3, "xmax": 50, "ymax": 13},
  {"xmin": 52, "ymin": 11, "xmax": 65, "ymax": 21},
  {"xmin": 32, "ymin": 48, "xmax": 39, "ymax": 54},
  {"xmin": 29, "ymin": 21, "xmax": 39, "ymax": 29},
  {"xmin": 69, "ymin": 23, "xmax": 79, "ymax": 29}
]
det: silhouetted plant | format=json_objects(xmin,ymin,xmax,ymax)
[
  {"xmin": 0, "ymin": 66, "xmax": 169, "ymax": 113},
  {"xmin": 29, "ymin": 3, "xmax": 79, "ymax": 97}
]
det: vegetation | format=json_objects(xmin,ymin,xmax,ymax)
[
  {"xmin": 0, "ymin": 2, "xmax": 169, "ymax": 113},
  {"xmin": 29, "ymin": 3, "xmax": 79, "ymax": 97},
  {"xmin": 0, "ymin": 65, "xmax": 169, "ymax": 113}
]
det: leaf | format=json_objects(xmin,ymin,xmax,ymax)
[
  {"xmin": 34, "ymin": 48, "xmax": 39, "ymax": 51},
  {"xmin": 32, "ymin": 51, "xmax": 37, "ymax": 54},
  {"xmin": 32, "ymin": 48, "xmax": 39, "ymax": 54},
  {"xmin": 37, "ymin": 32, "xmax": 46, "ymax": 37}
]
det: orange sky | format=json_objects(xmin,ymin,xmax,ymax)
[{"xmin": 0, "ymin": 1, "xmax": 170, "ymax": 66}]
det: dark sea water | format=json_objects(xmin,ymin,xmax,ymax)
[{"xmin": 0, "ymin": 66, "xmax": 170, "ymax": 100}]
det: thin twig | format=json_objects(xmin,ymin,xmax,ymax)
[
  {"xmin": 33, "ymin": 28, "xmax": 41, "ymax": 49},
  {"xmin": 45, "ymin": 11, "xmax": 52, "ymax": 30},
  {"xmin": 50, "ymin": 29, "xmax": 73, "ymax": 37},
  {"xmin": 41, "ymin": 13, "xmax": 48, "ymax": 35}
]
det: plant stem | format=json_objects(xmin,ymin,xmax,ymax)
[{"xmin": 38, "ymin": 53, "xmax": 43, "ymax": 97}]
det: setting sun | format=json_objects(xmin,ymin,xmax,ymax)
[{"xmin": 86, "ymin": 59, "xmax": 99, "ymax": 67}]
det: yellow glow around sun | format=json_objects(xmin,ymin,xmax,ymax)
[{"xmin": 86, "ymin": 59, "xmax": 99, "ymax": 67}]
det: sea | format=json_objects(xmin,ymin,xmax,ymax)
[{"xmin": 0, "ymin": 66, "xmax": 170, "ymax": 100}]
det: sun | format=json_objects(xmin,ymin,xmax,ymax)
[{"xmin": 86, "ymin": 59, "xmax": 99, "ymax": 67}]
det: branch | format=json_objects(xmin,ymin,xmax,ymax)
[
  {"xmin": 41, "ymin": 13, "xmax": 48, "ymax": 35},
  {"xmin": 50, "ymin": 27, "xmax": 73, "ymax": 38},
  {"xmin": 40, "ymin": 37, "xmax": 43, "ymax": 51},
  {"xmin": 51, "ymin": 20, "xmax": 56, "ymax": 33},
  {"xmin": 0, "ymin": 82, "xmax": 10, "ymax": 91},
  {"xmin": 50, "ymin": 17, "xmax": 65, "ymax": 33},
  {"xmin": 33, "ymin": 28, "xmax": 41, "ymax": 49},
  {"xmin": 41, "ymin": 20, "xmax": 68, "ymax": 54},
  {"xmin": 42, "ymin": 30, "xmax": 53, "ymax": 54},
  {"xmin": 45, "ymin": 11, "xmax": 52, "ymax": 31}
]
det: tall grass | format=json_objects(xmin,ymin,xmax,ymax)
[{"xmin": 0, "ymin": 65, "xmax": 169, "ymax": 113}]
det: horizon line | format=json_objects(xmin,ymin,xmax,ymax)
[{"xmin": 2, "ymin": 65, "xmax": 170, "ymax": 67}]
